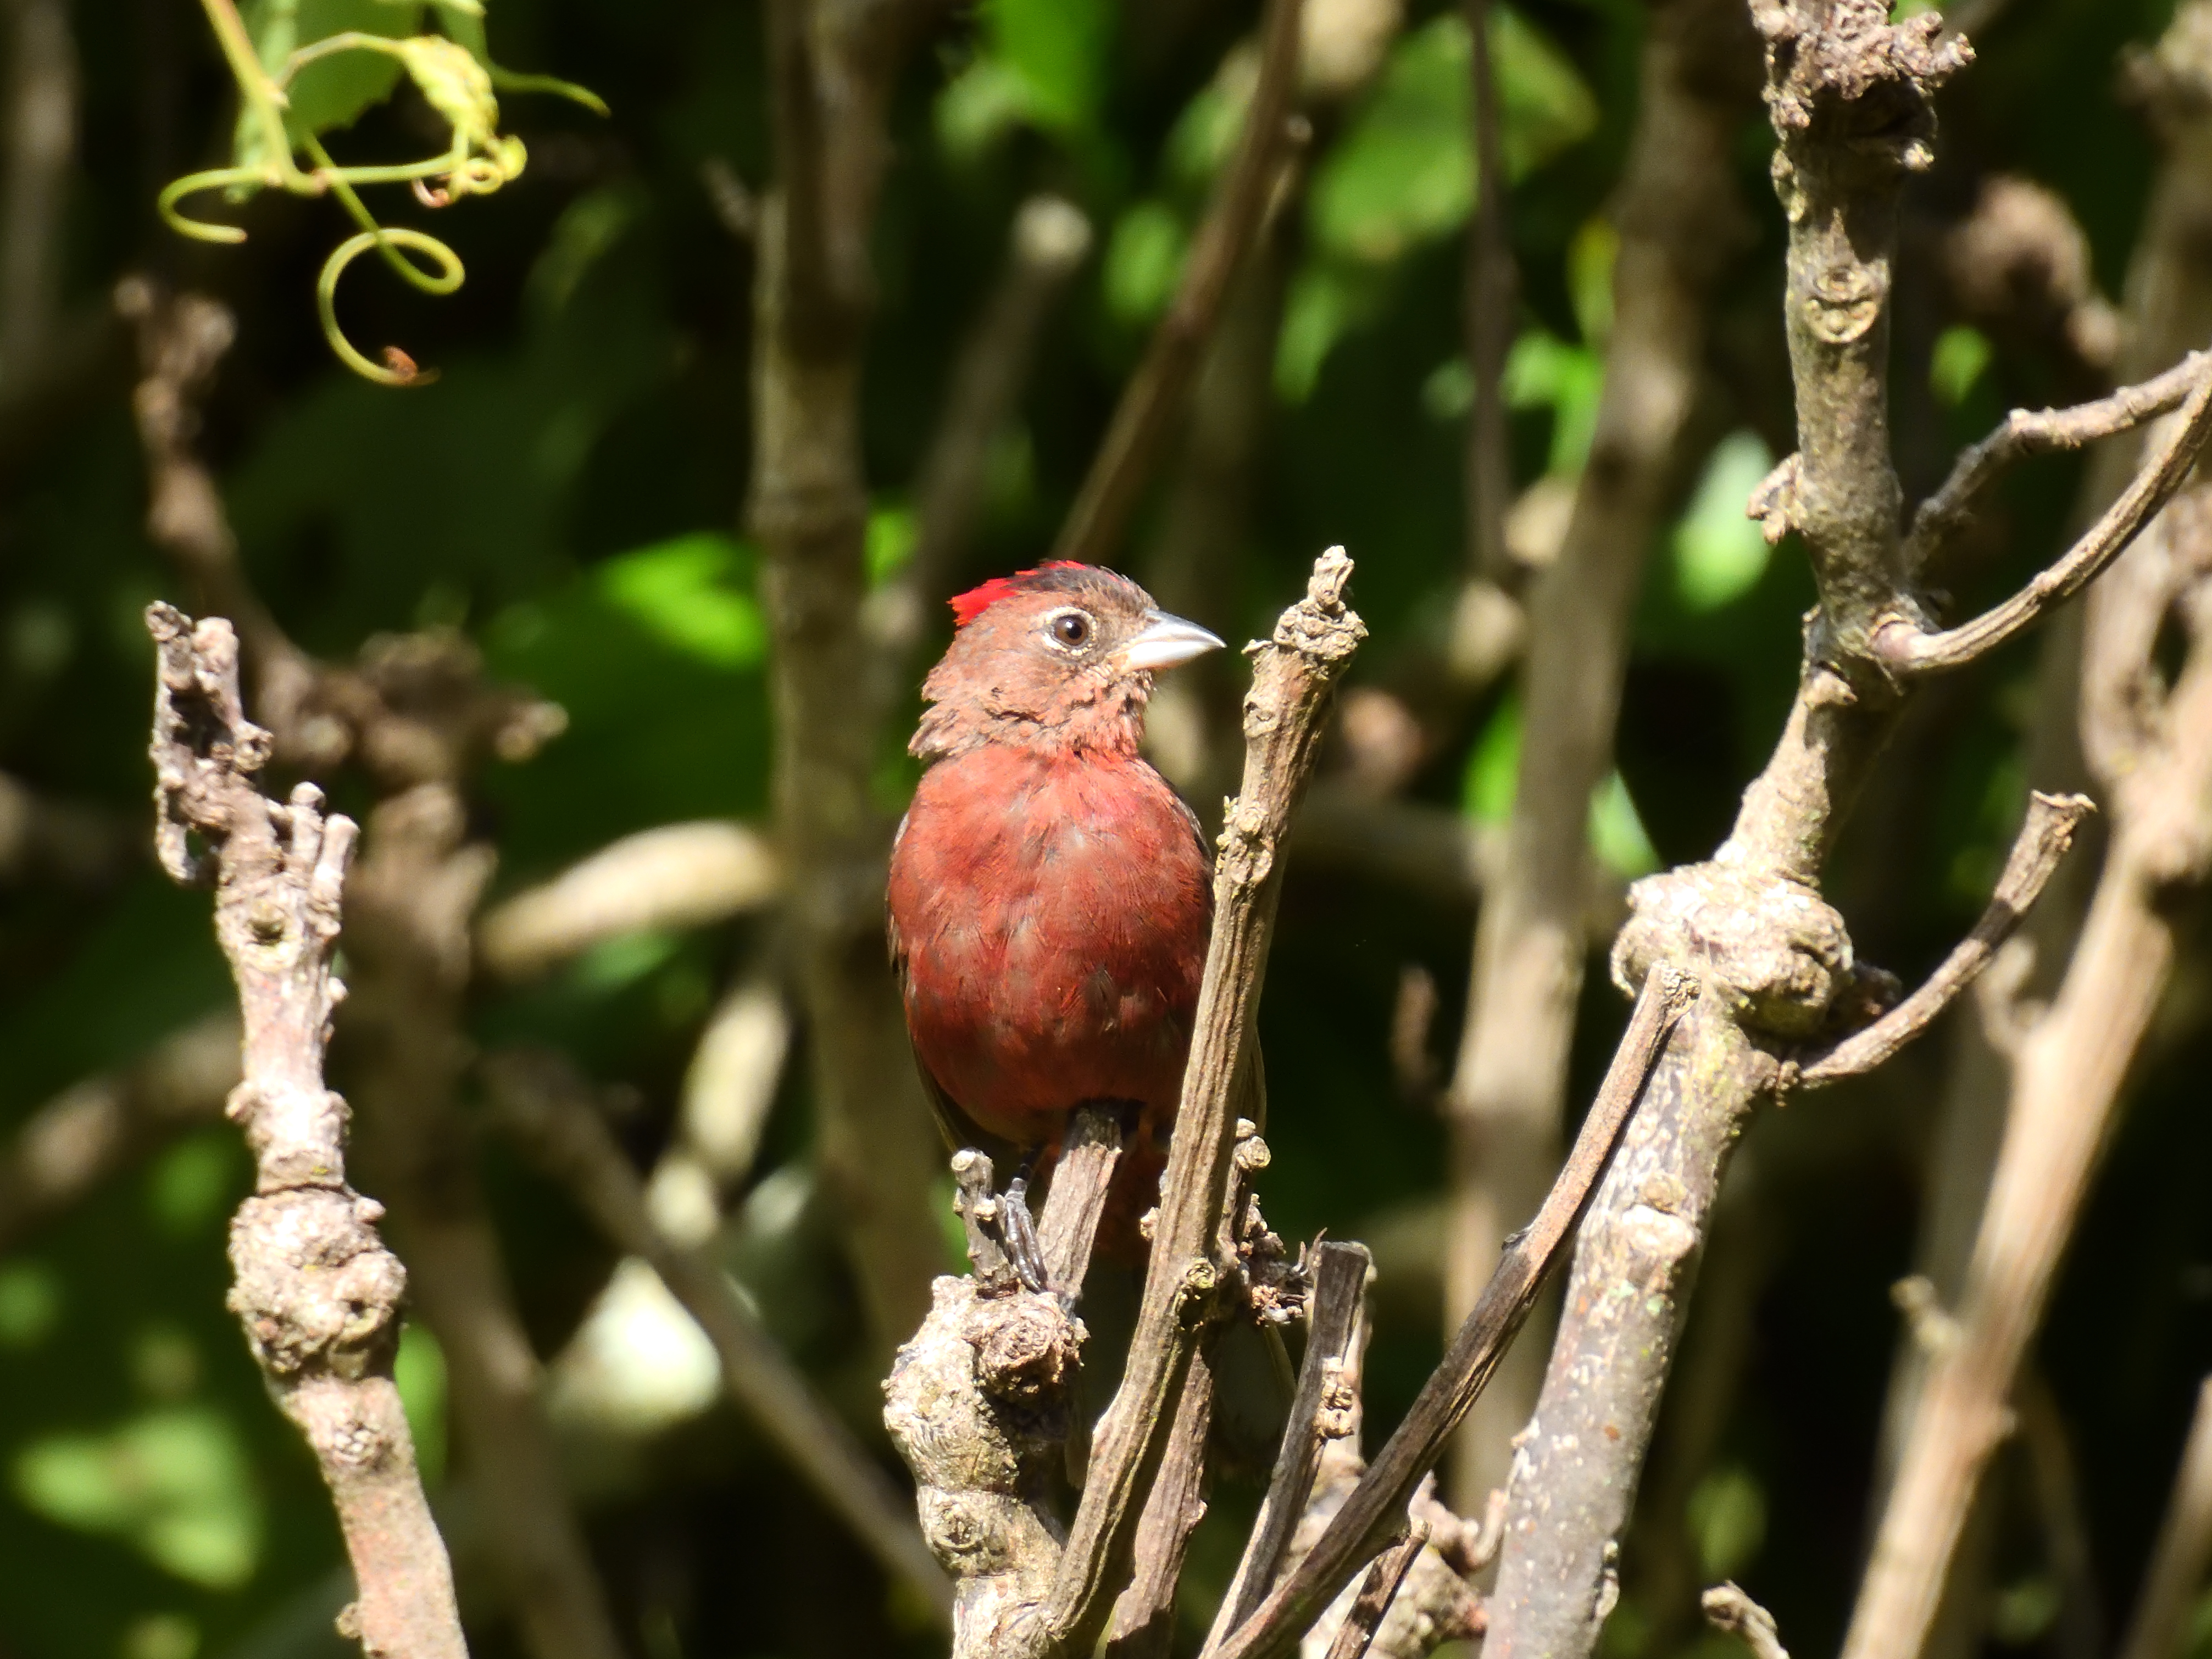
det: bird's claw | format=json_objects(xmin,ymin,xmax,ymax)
[{"xmin": 1000, "ymin": 1176, "xmax": 1053, "ymax": 1295}]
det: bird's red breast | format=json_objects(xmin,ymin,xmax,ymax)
[{"xmin": 887, "ymin": 740, "xmax": 1212, "ymax": 1159}]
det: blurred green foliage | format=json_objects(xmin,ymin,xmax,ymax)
[{"xmin": 4, "ymin": 1, "xmax": 2212, "ymax": 1657}]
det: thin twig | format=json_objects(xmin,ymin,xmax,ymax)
[
  {"xmin": 1210, "ymin": 1242, "xmax": 1372, "ymax": 1645},
  {"xmin": 480, "ymin": 1048, "xmax": 957, "ymax": 1623},
  {"xmin": 1322, "ymin": 1523, "xmax": 1433, "ymax": 1659},
  {"xmin": 1905, "ymin": 353, "xmax": 2209, "ymax": 574},
  {"xmin": 1796, "ymin": 790, "xmax": 2093, "ymax": 1084},
  {"xmin": 0, "ymin": 1012, "xmax": 237, "ymax": 1254},
  {"xmin": 1703, "ymin": 1583, "xmax": 1792, "ymax": 1659},
  {"xmin": 1048, "ymin": 0, "xmax": 1305, "ymax": 569},
  {"xmin": 1214, "ymin": 962, "xmax": 1695, "ymax": 1659},
  {"xmin": 1038, "ymin": 552, "xmax": 1364, "ymax": 1656},
  {"xmin": 145, "ymin": 604, "xmax": 465, "ymax": 1659},
  {"xmin": 2117, "ymin": 1376, "xmax": 2212, "ymax": 1659},
  {"xmin": 1879, "ymin": 363, "xmax": 2212, "ymax": 673}
]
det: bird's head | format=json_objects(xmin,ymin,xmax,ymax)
[{"xmin": 911, "ymin": 563, "xmax": 1225, "ymax": 761}]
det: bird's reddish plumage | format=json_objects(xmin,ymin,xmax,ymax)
[{"xmin": 890, "ymin": 563, "xmax": 1220, "ymax": 1256}]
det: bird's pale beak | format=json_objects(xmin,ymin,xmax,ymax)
[{"xmin": 1119, "ymin": 612, "xmax": 1226, "ymax": 672}]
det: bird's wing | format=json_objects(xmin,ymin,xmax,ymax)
[{"xmin": 888, "ymin": 906, "xmax": 1020, "ymax": 1166}]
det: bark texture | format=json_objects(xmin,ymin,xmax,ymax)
[{"xmin": 146, "ymin": 605, "xmax": 466, "ymax": 1659}]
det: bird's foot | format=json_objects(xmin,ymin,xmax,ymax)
[{"xmin": 999, "ymin": 1173, "xmax": 1053, "ymax": 1295}]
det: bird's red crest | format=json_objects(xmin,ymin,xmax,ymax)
[{"xmin": 948, "ymin": 561, "xmax": 1087, "ymax": 628}]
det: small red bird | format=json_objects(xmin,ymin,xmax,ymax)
[{"xmin": 886, "ymin": 563, "xmax": 1225, "ymax": 1239}]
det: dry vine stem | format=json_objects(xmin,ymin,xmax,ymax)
[
  {"xmin": 145, "ymin": 603, "xmax": 465, "ymax": 1659},
  {"xmin": 884, "ymin": 550, "xmax": 1364, "ymax": 1659}
]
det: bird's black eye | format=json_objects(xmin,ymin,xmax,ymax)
[{"xmin": 1048, "ymin": 610, "xmax": 1093, "ymax": 649}]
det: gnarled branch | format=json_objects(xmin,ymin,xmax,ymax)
[{"xmin": 146, "ymin": 603, "xmax": 465, "ymax": 1659}]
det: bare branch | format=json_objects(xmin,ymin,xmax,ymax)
[
  {"xmin": 1042, "ymin": 551, "xmax": 1365, "ymax": 1655},
  {"xmin": 1841, "ymin": 529, "xmax": 2212, "ymax": 1659},
  {"xmin": 480, "ymin": 1048, "xmax": 956, "ymax": 1623},
  {"xmin": 1104, "ymin": 1351, "xmax": 1215, "ymax": 1659},
  {"xmin": 1471, "ymin": 9, "xmax": 1968, "ymax": 1651},
  {"xmin": 0, "ymin": 1012, "xmax": 237, "ymax": 1254},
  {"xmin": 1878, "ymin": 363, "xmax": 2212, "ymax": 673},
  {"xmin": 144, "ymin": 603, "xmax": 465, "ymax": 1659},
  {"xmin": 1703, "ymin": 1583, "xmax": 1791, "ymax": 1659},
  {"xmin": 1211, "ymin": 1243, "xmax": 1372, "ymax": 1644},
  {"xmin": 1905, "ymin": 353, "xmax": 2209, "ymax": 576},
  {"xmin": 121, "ymin": 278, "xmax": 564, "ymax": 786},
  {"xmin": 1321, "ymin": 1523, "xmax": 1432, "ymax": 1659},
  {"xmin": 476, "ymin": 820, "xmax": 781, "ymax": 980},
  {"xmin": 1796, "ymin": 790, "xmax": 2093, "ymax": 1084},
  {"xmin": 1443, "ymin": 0, "xmax": 1758, "ymax": 1505},
  {"xmin": 1048, "ymin": 0, "xmax": 1306, "ymax": 569},
  {"xmin": 1214, "ymin": 963, "xmax": 1694, "ymax": 1659},
  {"xmin": 2117, "ymin": 1376, "xmax": 2212, "ymax": 1659},
  {"xmin": 1036, "ymin": 1106, "xmax": 1125, "ymax": 1296}
]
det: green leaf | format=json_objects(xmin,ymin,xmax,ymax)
[
  {"xmin": 394, "ymin": 1322, "xmax": 447, "ymax": 1487},
  {"xmin": 1930, "ymin": 324, "xmax": 1993, "ymax": 407},
  {"xmin": 1688, "ymin": 1465, "xmax": 1767, "ymax": 1582},
  {"xmin": 1503, "ymin": 328, "xmax": 1605, "ymax": 474},
  {"xmin": 15, "ymin": 1408, "xmax": 264, "ymax": 1589},
  {"xmin": 1276, "ymin": 263, "xmax": 1385, "ymax": 403},
  {"xmin": 1105, "ymin": 201, "xmax": 1187, "ymax": 325},
  {"xmin": 868, "ymin": 503, "xmax": 919, "ymax": 586},
  {"xmin": 1588, "ymin": 772, "xmax": 1659, "ymax": 878},
  {"xmin": 1672, "ymin": 431, "xmax": 1777, "ymax": 612},
  {"xmin": 1165, "ymin": 44, "xmax": 1257, "ymax": 190},
  {"xmin": 1306, "ymin": 9, "xmax": 1595, "ymax": 267},
  {"xmin": 935, "ymin": 0, "xmax": 1111, "ymax": 155},
  {"xmin": 1463, "ymin": 694, "xmax": 1522, "ymax": 825},
  {"xmin": 1465, "ymin": 694, "xmax": 1658, "ymax": 875},
  {"xmin": 232, "ymin": 0, "xmax": 425, "ymax": 169},
  {"xmin": 595, "ymin": 533, "xmax": 768, "ymax": 671},
  {"xmin": 0, "ymin": 1261, "xmax": 60, "ymax": 1349}
]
